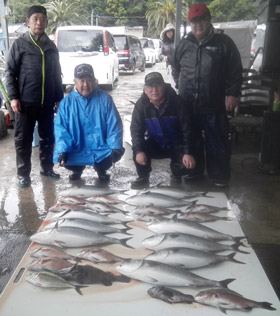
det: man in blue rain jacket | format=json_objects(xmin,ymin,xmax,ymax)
[{"xmin": 53, "ymin": 64, "xmax": 124, "ymax": 182}]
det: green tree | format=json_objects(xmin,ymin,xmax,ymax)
[
  {"xmin": 105, "ymin": 0, "xmax": 128, "ymax": 25},
  {"xmin": 208, "ymin": 0, "xmax": 257, "ymax": 22}
]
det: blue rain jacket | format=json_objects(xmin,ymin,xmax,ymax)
[{"xmin": 53, "ymin": 87, "xmax": 123, "ymax": 166}]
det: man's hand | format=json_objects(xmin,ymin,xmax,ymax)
[
  {"xmin": 11, "ymin": 99, "xmax": 21, "ymax": 113},
  {"xmin": 58, "ymin": 153, "xmax": 67, "ymax": 167},
  {"xmin": 226, "ymin": 96, "xmax": 239, "ymax": 112},
  {"xmin": 136, "ymin": 152, "xmax": 147, "ymax": 166},
  {"xmin": 182, "ymin": 154, "xmax": 196, "ymax": 169}
]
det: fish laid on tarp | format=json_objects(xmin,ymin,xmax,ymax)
[
  {"xmin": 51, "ymin": 209, "xmax": 128, "ymax": 225},
  {"xmin": 26, "ymin": 271, "xmax": 84, "ymax": 295},
  {"xmin": 58, "ymin": 186, "xmax": 123, "ymax": 198},
  {"xmin": 29, "ymin": 246, "xmax": 81, "ymax": 262},
  {"xmin": 147, "ymin": 217, "xmax": 241, "ymax": 241},
  {"xmin": 194, "ymin": 288, "xmax": 276, "ymax": 313},
  {"xmin": 184, "ymin": 204, "xmax": 229, "ymax": 214},
  {"xmin": 116, "ymin": 259, "xmax": 234, "ymax": 288},
  {"xmin": 30, "ymin": 226, "xmax": 133, "ymax": 249},
  {"xmin": 44, "ymin": 218, "xmax": 131, "ymax": 235},
  {"xmin": 177, "ymin": 212, "xmax": 232, "ymax": 222},
  {"xmin": 141, "ymin": 233, "xmax": 247, "ymax": 254},
  {"xmin": 145, "ymin": 248, "xmax": 244, "ymax": 269},
  {"xmin": 27, "ymin": 257, "xmax": 75, "ymax": 273},
  {"xmin": 148, "ymin": 285, "xmax": 194, "ymax": 304},
  {"xmin": 143, "ymin": 185, "xmax": 212, "ymax": 199},
  {"xmin": 125, "ymin": 192, "xmax": 197, "ymax": 208},
  {"xmin": 76, "ymin": 247, "xmax": 126, "ymax": 263},
  {"xmin": 131, "ymin": 205, "xmax": 180, "ymax": 217},
  {"xmin": 86, "ymin": 195, "xmax": 123, "ymax": 205},
  {"xmin": 58, "ymin": 264, "xmax": 130, "ymax": 286}
]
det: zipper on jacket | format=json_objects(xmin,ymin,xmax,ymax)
[{"xmin": 29, "ymin": 32, "xmax": 45, "ymax": 105}]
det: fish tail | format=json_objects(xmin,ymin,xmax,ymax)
[
  {"xmin": 233, "ymin": 236, "xmax": 247, "ymax": 245},
  {"xmin": 202, "ymin": 192, "xmax": 214, "ymax": 198},
  {"xmin": 259, "ymin": 302, "xmax": 276, "ymax": 311},
  {"xmin": 220, "ymin": 216, "xmax": 233, "ymax": 221},
  {"xmin": 120, "ymin": 237, "xmax": 134, "ymax": 249},
  {"xmin": 114, "ymin": 274, "xmax": 131, "ymax": 283},
  {"xmin": 227, "ymin": 253, "xmax": 245, "ymax": 264},
  {"xmin": 120, "ymin": 227, "xmax": 134, "ymax": 235},
  {"xmin": 219, "ymin": 278, "xmax": 235, "ymax": 288}
]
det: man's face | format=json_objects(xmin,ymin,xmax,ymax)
[
  {"xmin": 26, "ymin": 13, "xmax": 47, "ymax": 36},
  {"xmin": 74, "ymin": 76, "xmax": 95, "ymax": 97},
  {"xmin": 144, "ymin": 83, "xmax": 165, "ymax": 104},
  {"xmin": 190, "ymin": 16, "xmax": 211, "ymax": 42}
]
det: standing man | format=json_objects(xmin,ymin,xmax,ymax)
[
  {"xmin": 173, "ymin": 3, "xmax": 243, "ymax": 187},
  {"xmin": 53, "ymin": 64, "xmax": 124, "ymax": 182},
  {"xmin": 130, "ymin": 72, "xmax": 195, "ymax": 188},
  {"xmin": 5, "ymin": 5, "xmax": 64, "ymax": 187}
]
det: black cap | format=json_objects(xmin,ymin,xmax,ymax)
[
  {"xmin": 74, "ymin": 64, "xmax": 94, "ymax": 78},
  {"xmin": 145, "ymin": 72, "xmax": 164, "ymax": 86},
  {"xmin": 27, "ymin": 5, "xmax": 47, "ymax": 18}
]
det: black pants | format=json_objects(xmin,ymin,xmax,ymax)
[
  {"xmin": 65, "ymin": 148, "xmax": 125, "ymax": 175},
  {"xmin": 132, "ymin": 139, "xmax": 189, "ymax": 178},
  {"xmin": 14, "ymin": 105, "xmax": 55, "ymax": 177},
  {"xmin": 190, "ymin": 112, "xmax": 231, "ymax": 181}
]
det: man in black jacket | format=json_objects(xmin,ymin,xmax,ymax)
[
  {"xmin": 173, "ymin": 3, "xmax": 243, "ymax": 187},
  {"xmin": 5, "ymin": 5, "xmax": 64, "ymax": 187},
  {"xmin": 130, "ymin": 72, "xmax": 196, "ymax": 188}
]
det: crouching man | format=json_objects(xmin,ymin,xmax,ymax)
[
  {"xmin": 130, "ymin": 72, "xmax": 195, "ymax": 188},
  {"xmin": 53, "ymin": 63, "xmax": 124, "ymax": 182}
]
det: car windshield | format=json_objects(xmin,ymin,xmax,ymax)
[
  {"xmin": 114, "ymin": 36, "xmax": 128, "ymax": 50},
  {"xmin": 140, "ymin": 39, "xmax": 148, "ymax": 48},
  {"xmin": 57, "ymin": 30, "xmax": 103, "ymax": 52}
]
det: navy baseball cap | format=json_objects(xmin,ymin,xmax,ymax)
[
  {"xmin": 74, "ymin": 64, "xmax": 95, "ymax": 78},
  {"xmin": 145, "ymin": 72, "xmax": 164, "ymax": 86}
]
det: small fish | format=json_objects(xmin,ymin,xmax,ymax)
[
  {"xmin": 131, "ymin": 205, "xmax": 180, "ymax": 216},
  {"xmin": 44, "ymin": 218, "xmax": 131, "ymax": 235},
  {"xmin": 58, "ymin": 186, "xmax": 122, "ymax": 198},
  {"xmin": 30, "ymin": 226, "xmax": 133, "ymax": 249},
  {"xmin": 86, "ymin": 195, "xmax": 122, "ymax": 205},
  {"xmin": 148, "ymin": 285, "xmax": 194, "ymax": 304},
  {"xmin": 177, "ymin": 212, "xmax": 232, "ymax": 222},
  {"xmin": 125, "ymin": 192, "xmax": 197, "ymax": 208},
  {"xmin": 147, "ymin": 216, "xmax": 240, "ymax": 241},
  {"xmin": 144, "ymin": 185, "xmax": 212, "ymax": 199},
  {"xmin": 141, "ymin": 233, "xmax": 247, "ymax": 254},
  {"xmin": 145, "ymin": 248, "xmax": 244, "ymax": 269},
  {"xmin": 116, "ymin": 259, "xmax": 234, "ymax": 288},
  {"xmin": 26, "ymin": 271, "xmax": 84, "ymax": 295},
  {"xmin": 76, "ymin": 248, "xmax": 126, "ymax": 263},
  {"xmin": 48, "ymin": 203, "xmax": 86, "ymax": 213},
  {"xmin": 29, "ymin": 246, "xmax": 81, "ymax": 262},
  {"xmin": 58, "ymin": 264, "xmax": 130, "ymax": 286},
  {"xmin": 194, "ymin": 288, "xmax": 276, "ymax": 314},
  {"xmin": 184, "ymin": 204, "xmax": 229, "ymax": 214},
  {"xmin": 27, "ymin": 257, "xmax": 75, "ymax": 273}
]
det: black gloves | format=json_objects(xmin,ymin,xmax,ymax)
[{"xmin": 58, "ymin": 152, "xmax": 67, "ymax": 164}]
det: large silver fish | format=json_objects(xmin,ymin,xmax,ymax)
[
  {"xmin": 194, "ymin": 288, "xmax": 276, "ymax": 313},
  {"xmin": 148, "ymin": 286, "xmax": 194, "ymax": 304},
  {"xmin": 177, "ymin": 212, "xmax": 231, "ymax": 222},
  {"xmin": 58, "ymin": 186, "xmax": 122, "ymax": 198},
  {"xmin": 44, "ymin": 218, "xmax": 131, "ymax": 235},
  {"xmin": 116, "ymin": 259, "xmax": 234, "ymax": 288},
  {"xmin": 30, "ymin": 226, "xmax": 132, "ymax": 248},
  {"xmin": 184, "ymin": 204, "xmax": 228, "ymax": 214},
  {"xmin": 143, "ymin": 185, "xmax": 212, "ymax": 199},
  {"xmin": 141, "ymin": 233, "xmax": 247, "ymax": 253},
  {"xmin": 125, "ymin": 192, "xmax": 197, "ymax": 208},
  {"xmin": 145, "ymin": 248, "xmax": 244, "ymax": 269},
  {"xmin": 147, "ymin": 217, "xmax": 240, "ymax": 241},
  {"xmin": 26, "ymin": 271, "xmax": 83, "ymax": 295},
  {"xmin": 131, "ymin": 205, "xmax": 180, "ymax": 216}
]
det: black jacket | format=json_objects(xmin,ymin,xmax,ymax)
[
  {"xmin": 173, "ymin": 26, "xmax": 243, "ymax": 114},
  {"xmin": 130, "ymin": 84, "xmax": 193, "ymax": 155},
  {"xmin": 5, "ymin": 32, "xmax": 64, "ymax": 107}
]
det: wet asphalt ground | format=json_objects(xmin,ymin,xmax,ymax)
[{"xmin": 0, "ymin": 62, "xmax": 280, "ymax": 299}]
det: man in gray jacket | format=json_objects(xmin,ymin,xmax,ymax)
[{"xmin": 5, "ymin": 5, "xmax": 64, "ymax": 187}]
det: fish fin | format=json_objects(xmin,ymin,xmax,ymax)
[
  {"xmin": 218, "ymin": 306, "xmax": 228, "ymax": 314},
  {"xmin": 227, "ymin": 253, "xmax": 245, "ymax": 264},
  {"xmin": 260, "ymin": 302, "xmax": 276, "ymax": 311},
  {"xmin": 114, "ymin": 274, "xmax": 131, "ymax": 283},
  {"xmin": 232, "ymin": 239, "xmax": 250, "ymax": 254},
  {"xmin": 220, "ymin": 278, "xmax": 235, "ymax": 289},
  {"xmin": 53, "ymin": 240, "xmax": 66, "ymax": 248},
  {"xmin": 120, "ymin": 237, "xmax": 134, "ymax": 249},
  {"xmin": 75, "ymin": 286, "xmax": 85, "ymax": 295}
]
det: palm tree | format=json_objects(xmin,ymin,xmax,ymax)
[
  {"xmin": 146, "ymin": 0, "xmax": 195, "ymax": 37},
  {"xmin": 45, "ymin": 0, "xmax": 88, "ymax": 34}
]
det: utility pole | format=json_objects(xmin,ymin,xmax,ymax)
[
  {"xmin": 175, "ymin": 0, "xmax": 182, "ymax": 46},
  {"xmin": 0, "ymin": 0, "xmax": 10, "ymax": 58}
]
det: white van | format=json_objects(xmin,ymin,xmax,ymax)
[{"xmin": 54, "ymin": 25, "xmax": 119, "ymax": 90}]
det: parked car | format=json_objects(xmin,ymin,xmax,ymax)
[
  {"xmin": 113, "ymin": 34, "xmax": 145, "ymax": 74},
  {"xmin": 140, "ymin": 37, "xmax": 157, "ymax": 67},
  {"xmin": 151, "ymin": 38, "xmax": 163, "ymax": 63},
  {"xmin": 54, "ymin": 25, "xmax": 119, "ymax": 90}
]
